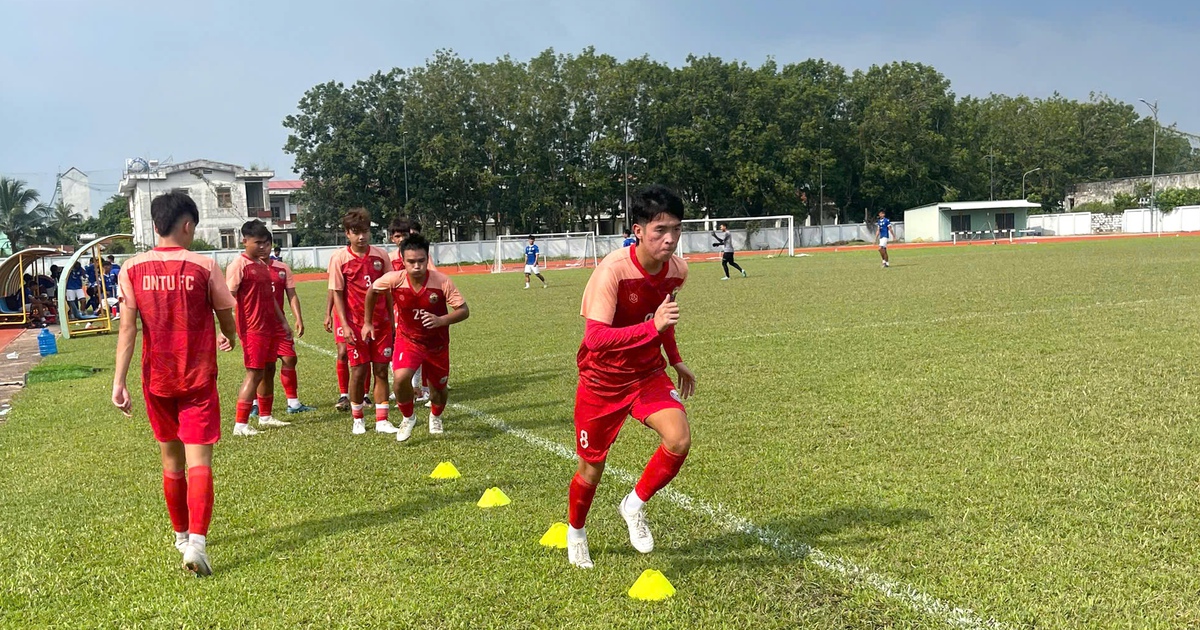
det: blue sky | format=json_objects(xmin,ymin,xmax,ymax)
[{"xmin": 2, "ymin": 0, "xmax": 1196, "ymax": 210}]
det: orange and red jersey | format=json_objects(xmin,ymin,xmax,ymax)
[
  {"xmin": 328, "ymin": 245, "xmax": 390, "ymax": 329},
  {"xmin": 372, "ymin": 269, "xmax": 464, "ymax": 351},
  {"xmin": 226, "ymin": 254, "xmax": 283, "ymax": 338}
]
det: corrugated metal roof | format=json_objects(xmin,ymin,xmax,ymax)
[{"xmin": 906, "ymin": 200, "xmax": 1042, "ymax": 213}]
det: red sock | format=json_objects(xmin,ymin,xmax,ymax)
[
  {"xmin": 375, "ymin": 404, "xmax": 389, "ymax": 421},
  {"xmin": 257, "ymin": 395, "xmax": 273, "ymax": 418},
  {"xmin": 336, "ymin": 360, "xmax": 349, "ymax": 395},
  {"xmin": 430, "ymin": 403, "xmax": 445, "ymax": 416},
  {"xmin": 634, "ymin": 445, "xmax": 688, "ymax": 502},
  {"xmin": 235, "ymin": 400, "xmax": 253, "ymax": 425},
  {"xmin": 280, "ymin": 367, "xmax": 299, "ymax": 399},
  {"xmin": 352, "ymin": 404, "xmax": 364, "ymax": 420},
  {"xmin": 187, "ymin": 466, "xmax": 213, "ymax": 537},
  {"xmin": 568, "ymin": 474, "xmax": 598, "ymax": 529},
  {"xmin": 162, "ymin": 470, "xmax": 189, "ymax": 533},
  {"xmin": 399, "ymin": 400, "xmax": 414, "ymax": 417}
]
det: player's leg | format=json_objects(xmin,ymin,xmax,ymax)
[
  {"xmin": 881, "ymin": 242, "xmax": 890, "ymax": 266},
  {"xmin": 536, "ymin": 272, "xmax": 547, "ymax": 288},
  {"xmin": 524, "ymin": 271, "xmax": 531, "ymax": 289},
  {"xmin": 256, "ymin": 361, "xmax": 290, "ymax": 428},
  {"xmin": 566, "ymin": 384, "xmax": 628, "ymax": 569},
  {"xmin": 348, "ymin": 358, "xmax": 370, "ymax": 434},
  {"xmin": 279, "ymin": 353, "xmax": 313, "ymax": 414},
  {"xmin": 181, "ymin": 443, "xmax": 215, "ymax": 576},
  {"xmin": 334, "ymin": 320, "xmax": 350, "ymax": 410},
  {"xmin": 158, "ymin": 440, "xmax": 191, "ymax": 554},
  {"xmin": 234, "ymin": 339, "xmax": 266, "ymax": 437},
  {"xmin": 424, "ymin": 349, "xmax": 450, "ymax": 434},
  {"xmin": 412, "ymin": 367, "xmax": 429, "ymax": 403},
  {"xmin": 392, "ymin": 366, "xmax": 418, "ymax": 441},
  {"xmin": 728, "ymin": 254, "xmax": 745, "ymax": 277},
  {"xmin": 721, "ymin": 253, "xmax": 731, "ymax": 279},
  {"xmin": 620, "ymin": 375, "xmax": 691, "ymax": 553},
  {"xmin": 370, "ymin": 361, "xmax": 396, "ymax": 433}
]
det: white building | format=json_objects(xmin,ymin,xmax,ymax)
[
  {"xmin": 118, "ymin": 159, "xmax": 301, "ymax": 249},
  {"xmin": 59, "ymin": 167, "xmax": 92, "ymax": 218}
]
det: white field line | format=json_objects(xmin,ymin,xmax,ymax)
[{"xmin": 294, "ymin": 336, "xmax": 1008, "ymax": 629}]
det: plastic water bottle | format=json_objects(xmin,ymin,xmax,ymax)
[{"xmin": 37, "ymin": 328, "xmax": 57, "ymax": 357}]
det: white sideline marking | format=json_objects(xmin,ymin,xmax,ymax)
[{"xmin": 294, "ymin": 337, "xmax": 1008, "ymax": 629}]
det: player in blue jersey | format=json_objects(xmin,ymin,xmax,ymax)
[
  {"xmin": 875, "ymin": 211, "xmax": 892, "ymax": 268},
  {"xmin": 523, "ymin": 236, "xmax": 547, "ymax": 289},
  {"xmin": 622, "ymin": 228, "xmax": 637, "ymax": 247}
]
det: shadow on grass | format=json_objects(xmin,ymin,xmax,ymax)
[
  {"xmin": 449, "ymin": 368, "xmax": 571, "ymax": 404},
  {"xmin": 657, "ymin": 505, "xmax": 932, "ymax": 577},
  {"xmin": 218, "ymin": 487, "xmax": 477, "ymax": 573}
]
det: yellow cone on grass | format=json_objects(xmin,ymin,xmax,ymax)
[
  {"xmin": 539, "ymin": 522, "xmax": 568, "ymax": 549},
  {"xmin": 429, "ymin": 461, "xmax": 461, "ymax": 479},
  {"xmin": 477, "ymin": 487, "xmax": 511, "ymax": 508},
  {"xmin": 628, "ymin": 569, "xmax": 676, "ymax": 601}
]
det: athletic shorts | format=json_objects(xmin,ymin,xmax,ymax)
[
  {"xmin": 878, "ymin": 237, "xmax": 889, "ymax": 248},
  {"xmin": 65, "ymin": 288, "xmax": 86, "ymax": 301},
  {"xmin": 721, "ymin": 252, "xmax": 735, "ymax": 263},
  {"xmin": 243, "ymin": 333, "xmax": 279, "ymax": 370},
  {"xmin": 573, "ymin": 370, "xmax": 684, "ymax": 464},
  {"xmin": 144, "ymin": 382, "xmax": 221, "ymax": 445},
  {"xmin": 333, "ymin": 313, "xmax": 346, "ymax": 344},
  {"xmin": 392, "ymin": 338, "xmax": 450, "ymax": 389},
  {"xmin": 524, "ymin": 264, "xmax": 540, "ymax": 275},
  {"xmin": 275, "ymin": 334, "xmax": 296, "ymax": 358},
  {"xmin": 346, "ymin": 327, "xmax": 393, "ymax": 367}
]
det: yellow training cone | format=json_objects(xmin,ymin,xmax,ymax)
[
  {"xmin": 477, "ymin": 487, "xmax": 511, "ymax": 508},
  {"xmin": 539, "ymin": 522, "xmax": 568, "ymax": 549},
  {"xmin": 628, "ymin": 569, "xmax": 676, "ymax": 601},
  {"xmin": 429, "ymin": 461, "xmax": 461, "ymax": 479}
]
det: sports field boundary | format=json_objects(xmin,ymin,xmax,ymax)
[{"xmin": 293, "ymin": 337, "xmax": 1007, "ymax": 629}]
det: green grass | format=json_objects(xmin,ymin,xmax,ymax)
[
  {"xmin": 25, "ymin": 364, "xmax": 102, "ymax": 385},
  {"xmin": 5, "ymin": 236, "xmax": 1200, "ymax": 628}
]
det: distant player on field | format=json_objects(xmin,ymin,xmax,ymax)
[
  {"xmin": 364, "ymin": 233, "xmax": 469, "ymax": 442},
  {"xmin": 875, "ymin": 210, "xmax": 892, "ymax": 268},
  {"xmin": 711, "ymin": 224, "xmax": 746, "ymax": 280},
  {"xmin": 225, "ymin": 220, "xmax": 294, "ymax": 436},
  {"xmin": 328, "ymin": 208, "xmax": 397, "ymax": 435},
  {"xmin": 524, "ymin": 236, "xmax": 547, "ymax": 289},
  {"xmin": 622, "ymin": 228, "xmax": 637, "ymax": 247},
  {"xmin": 566, "ymin": 184, "xmax": 697, "ymax": 569},
  {"xmin": 263, "ymin": 246, "xmax": 315, "ymax": 415},
  {"xmin": 112, "ymin": 191, "xmax": 238, "ymax": 576}
]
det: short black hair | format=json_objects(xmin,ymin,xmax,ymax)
[
  {"xmin": 631, "ymin": 185, "xmax": 684, "ymax": 225},
  {"xmin": 342, "ymin": 208, "xmax": 370, "ymax": 232},
  {"xmin": 409, "ymin": 219, "xmax": 421, "ymax": 233},
  {"xmin": 622, "ymin": 227, "xmax": 631, "ymax": 236},
  {"xmin": 400, "ymin": 233, "xmax": 430, "ymax": 254},
  {"xmin": 105, "ymin": 255, "xmax": 114, "ymax": 262},
  {"xmin": 388, "ymin": 217, "xmax": 411, "ymax": 234},
  {"xmin": 273, "ymin": 245, "xmax": 281, "ymax": 251},
  {"xmin": 528, "ymin": 235, "xmax": 535, "ymax": 241},
  {"xmin": 151, "ymin": 191, "xmax": 200, "ymax": 237},
  {"xmin": 241, "ymin": 219, "xmax": 271, "ymax": 240}
]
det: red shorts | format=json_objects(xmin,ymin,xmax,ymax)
[
  {"xmin": 346, "ymin": 327, "xmax": 394, "ymax": 367},
  {"xmin": 275, "ymin": 334, "xmax": 296, "ymax": 358},
  {"xmin": 243, "ymin": 333, "xmax": 279, "ymax": 369},
  {"xmin": 392, "ymin": 338, "xmax": 450, "ymax": 390},
  {"xmin": 573, "ymin": 370, "xmax": 685, "ymax": 463},
  {"xmin": 144, "ymin": 382, "xmax": 221, "ymax": 445},
  {"xmin": 333, "ymin": 314, "xmax": 346, "ymax": 344}
]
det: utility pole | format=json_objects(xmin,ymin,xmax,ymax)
[
  {"xmin": 818, "ymin": 126, "xmax": 824, "ymax": 222},
  {"xmin": 1138, "ymin": 99, "xmax": 1159, "ymax": 236}
]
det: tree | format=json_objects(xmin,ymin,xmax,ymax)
[
  {"xmin": 0, "ymin": 177, "xmax": 48, "ymax": 254},
  {"xmin": 42, "ymin": 200, "xmax": 83, "ymax": 245}
]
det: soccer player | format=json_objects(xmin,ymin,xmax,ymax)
[
  {"xmin": 328, "ymin": 208, "xmax": 397, "ymax": 435},
  {"xmin": 324, "ymin": 291, "xmax": 351, "ymax": 410},
  {"xmin": 111, "ymin": 191, "xmax": 238, "ymax": 576},
  {"xmin": 388, "ymin": 217, "xmax": 435, "ymax": 403},
  {"xmin": 622, "ymin": 228, "xmax": 637, "ymax": 248},
  {"xmin": 711, "ymin": 224, "xmax": 746, "ymax": 280},
  {"xmin": 363, "ymin": 233, "xmax": 468, "ymax": 442},
  {"xmin": 262, "ymin": 244, "xmax": 315, "ymax": 415},
  {"xmin": 64, "ymin": 262, "xmax": 87, "ymax": 319},
  {"xmin": 225, "ymin": 220, "xmax": 294, "ymax": 436},
  {"xmin": 523, "ymin": 236, "xmax": 546, "ymax": 289},
  {"xmin": 875, "ymin": 210, "xmax": 892, "ymax": 268},
  {"xmin": 565, "ymin": 185, "xmax": 696, "ymax": 569},
  {"xmin": 270, "ymin": 245, "xmax": 283, "ymax": 262}
]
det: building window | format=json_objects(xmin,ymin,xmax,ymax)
[
  {"xmin": 172, "ymin": 188, "xmax": 190, "ymax": 197},
  {"xmin": 269, "ymin": 198, "xmax": 285, "ymax": 220},
  {"xmin": 245, "ymin": 181, "xmax": 266, "ymax": 218},
  {"xmin": 217, "ymin": 187, "xmax": 232, "ymax": 208},
  {"xmin": 220, "ymin": 229, "xmax": 238, "ymax": 249},
  {"xmin": 951, "ymin": 214, "xmax": 971, "ymax": 233},
  {"xmin": 995, "ymin": 213, "xmax": 1015, "ymax": 232}
]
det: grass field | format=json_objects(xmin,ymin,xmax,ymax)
[{"xmin": 4, "ymin": 236, "xmax": 1200, "ymax": 628}]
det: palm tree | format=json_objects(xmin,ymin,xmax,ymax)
[
  {"xmin": 42, "ymin": 200, "xmax": 82, "ymax": 245},
  {"xmin": 0, "ymin": 177, "xmax": 47, "ymax": 255}
]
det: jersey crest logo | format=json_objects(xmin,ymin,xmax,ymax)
[
  {"xmin": 428, "ymin": 293, "xmax": 439, "ymax": 304},
  {"xmin": 628, "ymin": 293, "xmax": 639, "ymax": 304},
  {"xmin": 670, "ymin": 389, "xmax": 682, "ymax": 403},
  {"xmin": 373, "ymin": 260, "xmax": 383, "ymax": 271},
  {"xmin": 278, "ymin": 271, "xmax": 286, "ymax": 280},
  {"xmin": 383, "ymin": 346, "xmax": 393, "ymax": 358}
]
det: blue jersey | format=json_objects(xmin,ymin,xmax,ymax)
[
  {"xmin": 84, "ymin": 264, "xmax": 98, "ymax": 284},
  {"xmin": 525, "ymin": 245, "xmax": 539, "ymax": 265},
  {"xmin": 877, "ymin": 217, "xmax": 891, "ymax": 239},
  {"xmin": 66, "ymin": 267, "xmax": 85, "ymax": 290},
  {"xmin": 622, "ymin": 237, "xmax": 637, "ymax": 247}
]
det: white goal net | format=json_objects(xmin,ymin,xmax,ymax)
[
  {"xmin": 675, "ymin": 215, "xmax": 795, "ymax": 261},
  {"xmin": 491, "ymin": 232, "xmax": 599, "ymax": 273}
]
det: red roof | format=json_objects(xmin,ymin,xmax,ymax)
[{"xmin": 268, "ymin": 180, "xmax": 304, "ymax": 190}]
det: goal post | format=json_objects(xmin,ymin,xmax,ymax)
[
  {"xmin": 491, "ymin": 232, "xmax": 599, "ymax": 273},
  {"xmin": 676, "ymin": 215, "xmax": 795, "ymax": 260}
]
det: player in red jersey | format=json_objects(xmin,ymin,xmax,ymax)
[
  {"xmin": 224, "ymin": 220, "xmax": 294, "ymax": 437},
  {"xmin": 328, "ymin": 208, "xmax": 397, "ymax": 435},
  {"xmin": 324, "ymin": 290, "xmax": 351, "ymax": 410},
  {"xmin": 363, "ymin": 233, "xmax": 468, "ymax": 442},
  {"xmin": 565, "ymin": 185, "xmax": 696, "ymax": 569},
  {"xmin": 257, "ymin": 244, "xmax": 316, "ymax": 417},
  {"xmin": 387, "ymin": 216, "xmax": 437, "ymax": 404},
  {"xmin": 111, "ymin": 191, "xmax": 238, "ymax": 576}
]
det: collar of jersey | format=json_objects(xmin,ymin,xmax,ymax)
[
  {"xmin": 628, "ymin": 246, "xmax": 668, "ymax": 280},
  {"xmin": 153, "ymin": 246, "xmax": 185, "ymax": 252}
]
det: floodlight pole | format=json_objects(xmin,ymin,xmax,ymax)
[
  {"xmin": 1022, "ymin": 167, "xmax": 1041, "ymax": 199},
  {"xmin": 1139, "ymin": 99, "xmax": 1159, "ymax": 237}
]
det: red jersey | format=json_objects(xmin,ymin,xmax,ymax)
[
  {"xmin": 267, "ymin": 259, "xmax": 295, "ymax": 310},
  {"xmin": 577, "ymin": 246, "xmax": 687, "ymax": 391},
  {"xmin": 372, "ymin": 269, "xmax": 464, "ymax": 350},
  {"xmin": 117, "ymin": 247, "xmax": 236, "ymax": 397},
  {"xmin": 226, "ymin": 254, "xmax": 283, "ymax": 337},
  {"xmin": 328, "ymin": 245, "xmax": 390, "ymax": 328}
]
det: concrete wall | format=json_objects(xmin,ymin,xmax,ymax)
[
  {"xmin": 903, "ymin": 207, "xmax": 941, "ymax": 242},
  {"xmin": 60, "ymin": 170, "xmax": 92, "ymax": 218},
  {"xmin": 1028, "ymin": 212, "xmax": 1092, "ymax": 236},
  {"xmin": 1069, "ymin": 171, "xmax": 1200, "ymax": 208}
]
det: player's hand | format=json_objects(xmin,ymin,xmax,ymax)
[
  {"xmin": 112, "ymin": 382, "xmax": 132, "ymax": 417},
  {"xmin": 653, "ymin": 293, "xmax": 679, "ymax": 332},
  {"xmin": 294, "ymin": 320, "xmax": 305, "ymax": 338},
  {"xmin": 323, "ymin": 315, "xmax": 333, "ymax": 333},
  {"xmin": 217, "ymin": 333, "xmax": 234, "ymax": 352},
  {"xmin": 420, "ymin": 311, "xmax": 445, "ymax": 329},
  {"xmin": 672, "ymin": 362, "xmax": 696, "ymax": 400},
  {"xmin": 361, "ymin": 322, "xmax": 375, "ymax": 341}
]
